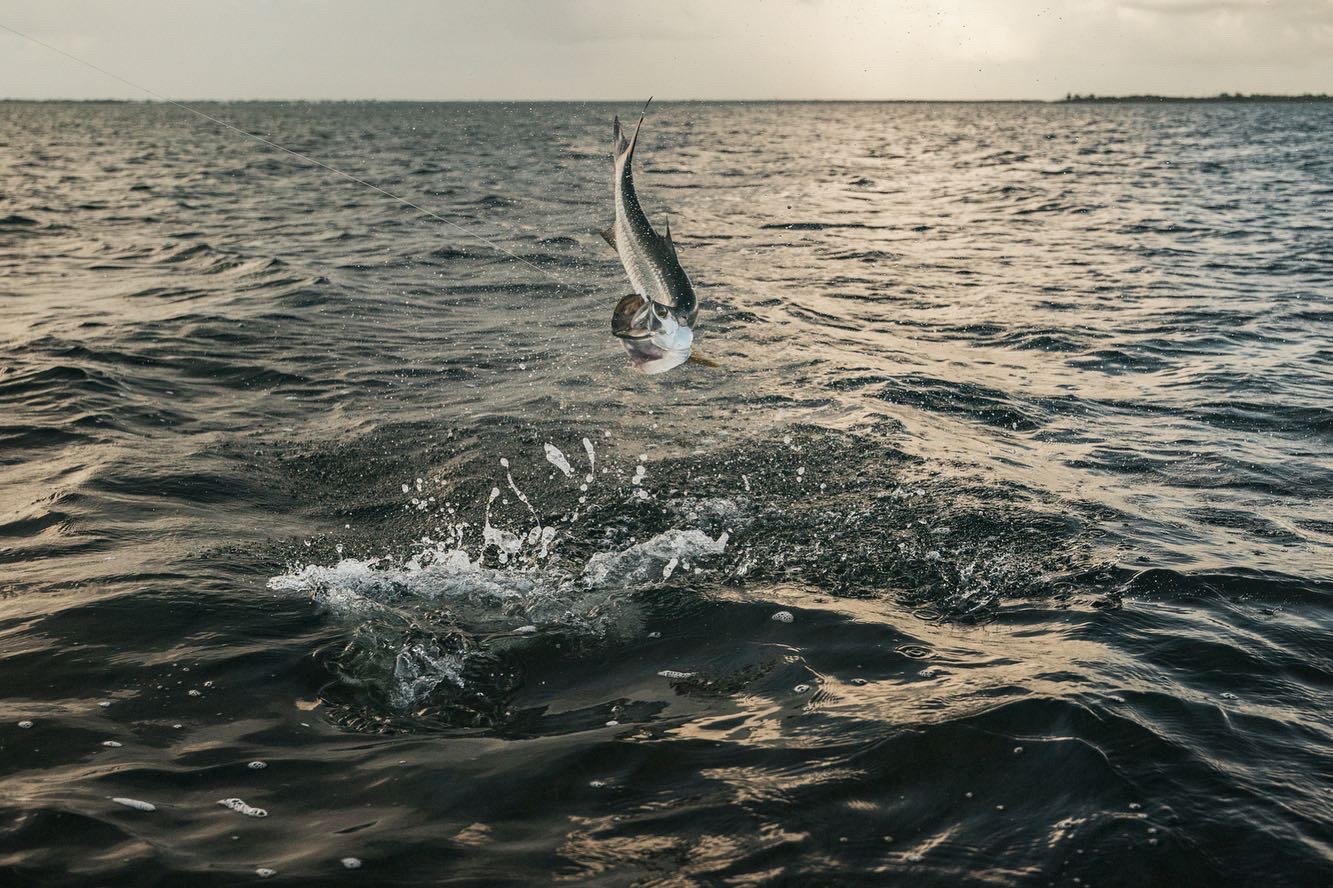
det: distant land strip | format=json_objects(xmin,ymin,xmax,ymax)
[
  {"xmin": 1063, "ymin": 93, "xmax": 1331, "ymax": 103},
  {"xmin": 3, "ymin": 95, "xmax": 1332, "ymax": 104}
]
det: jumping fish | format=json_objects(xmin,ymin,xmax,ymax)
[{"xmin": 601, "ymin": 105, "xmax": 703, "ymax": 374}]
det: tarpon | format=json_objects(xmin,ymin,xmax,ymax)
[{"xmin": 601, "ymin": 107, "xmax": 701, "ymax": 374}]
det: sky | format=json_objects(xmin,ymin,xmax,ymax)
[{"xmin": 1, "ymin": 0, "xmax": 1330, "ymax": 101}]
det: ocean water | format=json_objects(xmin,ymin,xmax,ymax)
[{"xmin": 1, "ymin": 100, "xmax": 1330, "ymax": 886}]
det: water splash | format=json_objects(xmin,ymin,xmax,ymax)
[
  {"xmin": 582, "ymin": 436, "xmax": 596, "ymax": 483},
  {"xmin": 544, "ymin": 443, "xmax": 573, "ymax": 477},
  {"xmin": 268, "ymin": 449, "xmax": 736, "ymax": 719}
]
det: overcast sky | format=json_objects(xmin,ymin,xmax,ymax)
[{"xmin": 2, "ymin": 0, "xmax": 1330, "ymax": 100}]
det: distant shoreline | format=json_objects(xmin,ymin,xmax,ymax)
[
  {"xmin": 1062, "ymin": 93, "xmax": 1331, "ymax": 103},
  {"xmin": 2, "ymin": 95, "xmax": 1331, "ymax": 104}
]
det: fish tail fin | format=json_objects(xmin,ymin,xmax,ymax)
[{"xmin": 613, "ymin": 98, "xmax": 651, "ymax": 164}]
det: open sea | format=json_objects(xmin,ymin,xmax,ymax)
[{"xmin": 1, "ymin": 100, "xmax": 1331, "ymax": 886}]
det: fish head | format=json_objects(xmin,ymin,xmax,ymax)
[{"xmin": 611, "ymin": 294, "xmax": 695, "ymax": 375}]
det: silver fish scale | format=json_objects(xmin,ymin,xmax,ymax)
[{"xmin": 615, "ymin": 212, "xmax": 674, "ymax": 305}]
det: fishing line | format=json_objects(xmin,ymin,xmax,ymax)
[{"xmin": 0, "ymin": 21, "xmax": 574, "ymax": 285}]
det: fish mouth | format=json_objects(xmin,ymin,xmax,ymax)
[
  {"xmin": 611, "ymin": 294, "xmax": 694, "ymax": 374},
  {"xmin": 620, "ymin": 334, "xmax": 692, "ymax": 374}
]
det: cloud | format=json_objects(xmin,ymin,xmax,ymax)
[
  {"xmin": 1117, "ymin": 0, "xmax": 1329, "ymax": 13},
  {"xmin": 0, "ymin": 0, "xmax": 1329, "ymax": 99}
]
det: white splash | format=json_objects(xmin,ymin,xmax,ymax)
[
  {"xmin": 583, "ymin": 530, "xmax": 729, "ymax": 587},
  {"xmin": 544, "ymin": 444, "xmax": 573, "ymax": 477},
  {"xmin": 501, "ymin": 458, "xmax": 540, "ymax": 530},
  {"xmin": 112, "ymin": 797, "xmax": 156, "ymax": 812},
  {"xmin": 482, "ymin": 487, "xmax": 522, "ymax": 563},
  {"xmin": 269, "ymin": 446, "xmax": 744, "ymax": 714},
  {"xmin": 218, "ymin": 798, "xmax": 268, "ymax": 817},
  {"xmin": 582, "ymin": 437, "xmax": 596, "ymax": 482}
]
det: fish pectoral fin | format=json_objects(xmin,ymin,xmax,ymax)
[{"xmin": 600, "ymin": 225, "xmax": 617, "ymax": 249}]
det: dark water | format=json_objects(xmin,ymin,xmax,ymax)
[{"xmin": 2, "ymin": 100, "xmax": 1330, "ymax": 886}]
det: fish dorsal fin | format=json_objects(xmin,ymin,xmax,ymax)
[
  {"xmin": 660, "ymin": 218, "xmax": 678, "ymax": 256},
  {"xmin": 600, "ymin": 225, "xmax": 617, "ymax": 249}
]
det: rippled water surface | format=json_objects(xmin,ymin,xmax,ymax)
[{"xmin": 2, "ymin": 101, "xmax": 1331, "ymax": 886}]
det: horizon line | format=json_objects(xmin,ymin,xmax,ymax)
[{"xmin": 4, "ymin": 93, "xmax": 1332, "ymax": 104}]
